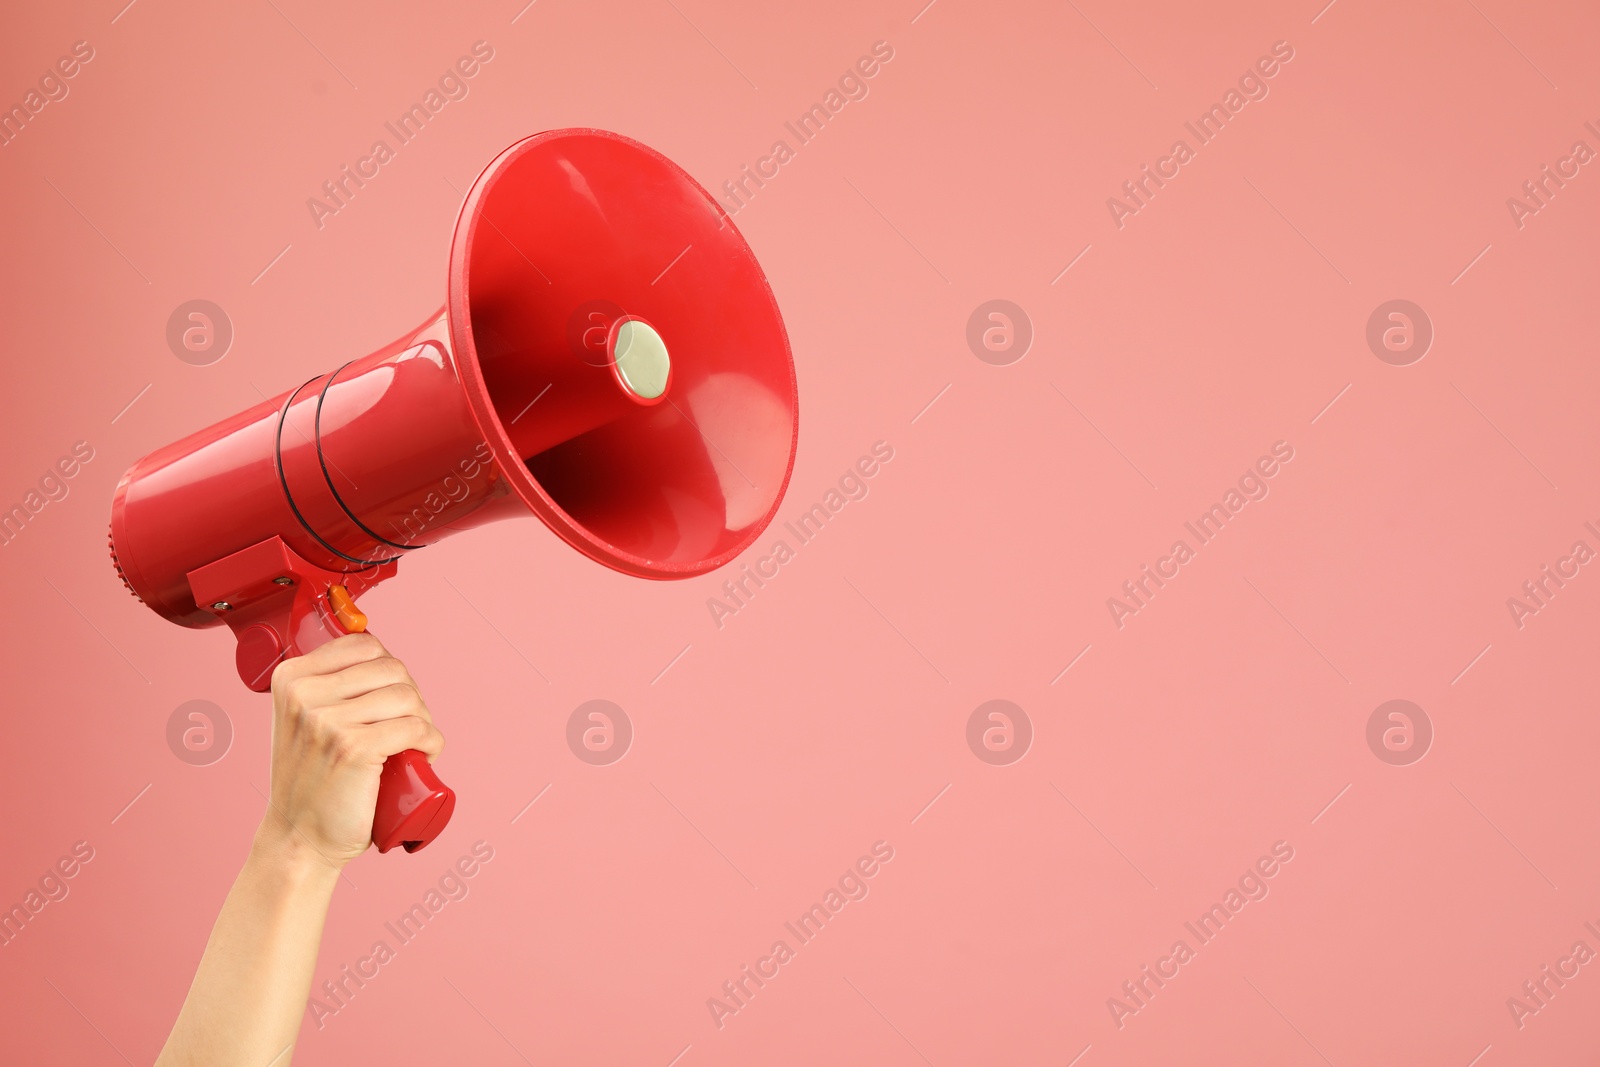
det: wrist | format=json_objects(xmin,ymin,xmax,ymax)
[{"xmin": 249, "ymin": 818, "xmax": 347, "ymax": 886}]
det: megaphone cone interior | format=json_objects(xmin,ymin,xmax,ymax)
[{"xmin": 454, "ymin": 129, "xmax": 798, "ymax": 578}]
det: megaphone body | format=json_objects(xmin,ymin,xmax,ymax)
[{"xmin": 110, "ymin": 129, "xmax": 798, "ymax": 853}]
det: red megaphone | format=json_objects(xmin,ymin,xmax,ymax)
[{"xmin": 110, "ymin": 129, "xmax": 798, "ymax": 854}]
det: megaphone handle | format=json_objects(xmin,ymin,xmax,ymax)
[
  {"xmin": 194, "ymin": 540, "xmax": 456, "ymax": 854},
  {"xmin": 324, "ymin": 585, "xmax": 458, "ymax": 855}
]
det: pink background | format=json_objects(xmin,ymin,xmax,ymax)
[{"xmin": 3, "ymin": 0, "xmax": 1599, "ymax": 1063}]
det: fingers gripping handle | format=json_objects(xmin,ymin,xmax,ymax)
[
  {"xmin": 216, "ymin": 559, "xmax": 456, "ymax": 854},
  {"xmin": 324, "ymin": 585, "xmax": 456, "ymax": 854}
]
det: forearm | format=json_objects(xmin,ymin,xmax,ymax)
[
  {"xmin": 155, "ymin": 635, "xmax": 443, "ymax": 1064},
  {"xmin": 156, "ymin": 824, "xmax": 340, "ymax": 1067}
]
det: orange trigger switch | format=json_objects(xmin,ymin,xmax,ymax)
[{"xmin": 328, "ymin": 584, "xmax": 368, "ymax": 634}]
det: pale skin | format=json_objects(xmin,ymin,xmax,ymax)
[{"xmin": 155, "ymin": 633, "xmax": 445, "ymax": 1067}]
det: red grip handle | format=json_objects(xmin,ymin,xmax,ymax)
[
  {"xmin": 374, "ymin": 750, "xmax": 456, "ymax": 854},
  {"xmin": 222, "ymin": 566, "xmax": 457, "ymax": 855},
  {"xmin": 327, "ymin": 588, "xmax": 457, "ymax": 853}
]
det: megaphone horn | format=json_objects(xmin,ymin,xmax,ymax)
[{"xmin": 110, "ymin": 129, "xmax": 799, "ymax": 854}]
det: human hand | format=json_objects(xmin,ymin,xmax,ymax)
[{"xmin": 254, "ymin": 633, "xmax": 445, "ymax": 870}]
